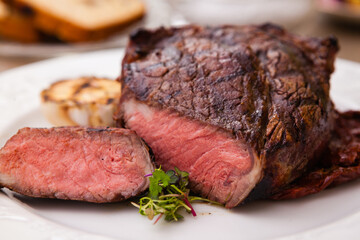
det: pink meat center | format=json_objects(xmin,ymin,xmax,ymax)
[
  {"xmin": 123, "ymin": 100, "xmax": 262, "ymax": 207},
  {"xmin": 0, "ymin": 128, "xmax": 152, "ymax": 202}
]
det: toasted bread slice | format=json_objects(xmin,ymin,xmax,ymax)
[
  {"xmin": 0, "ymin": 1, "xmax": 39, "ymax": 42},
  {"xmin": 41, "ymin": 77, "xmax": 121, "ymax": 127},
  {"xmin": 7, "ymin": 0, "xmax": 145, "ymax": 42}
]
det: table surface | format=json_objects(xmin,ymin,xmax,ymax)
[{"xmin": 0, "ymin": 8, "xmax": 359, "ymax": 73}]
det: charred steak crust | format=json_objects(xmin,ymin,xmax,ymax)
[
  {"xmin": 116, "ymin": 24, "xmax": 338, "ymax": 202},
  {"xmin": 121, "ymin": 26, "xmax": 269, "ymax": 155},
  {"xmin": 271, "ymin": 111, "xmax": 360, "ymax": 200}
]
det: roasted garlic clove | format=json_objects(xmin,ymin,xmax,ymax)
[{"xmin": 41, "ymin": 77, "xmax": 121, "ymax": 127}]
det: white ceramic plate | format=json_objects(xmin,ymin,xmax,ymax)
[{"xmin": 0, "ymin": 49, "xmax": 360, "ymax": 240}]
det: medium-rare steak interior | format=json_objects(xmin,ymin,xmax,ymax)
[
  {"xmin": 115, "ymin": 24, "xmax": 339, "ymax": 208},
  {"xmin": 0, "ymin": 127, "xmax": 154, "ymax": 202}
]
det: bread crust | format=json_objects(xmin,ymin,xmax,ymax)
[
  {"xmin": 2, "ymin": 0, "xmax": 145, "ymax": 42},
  {"xmin": 0, "ymin": 2, "xmax": 39, "ymax": 42}
]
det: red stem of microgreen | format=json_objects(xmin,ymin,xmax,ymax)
[
  {"xmin": 153, "ymin": 213, "xmax": 163, "ymax": 225},
  {"xmin": 144, "ymin": 173, "xmax": 153, "ymax": 177},
  {"xmin": 183, "ymin": 196, "xmax": 197, "ymax": 217}
]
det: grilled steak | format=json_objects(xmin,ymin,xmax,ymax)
[
  {"xmin": 115, "ymin": 24, "xmax": 338, "ymax": 208},
  {"xmin": 0, "ymin": 127, "xmax": 153, "ymax": 202}
]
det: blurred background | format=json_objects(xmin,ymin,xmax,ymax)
[{"xmin": 0, "ymin": 0, "xmax": 359, "ymax": 72}]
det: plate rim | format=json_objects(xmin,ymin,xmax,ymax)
[{"xmin": 0, "ymin": 51, "xmax": 360, "ymax": 240}]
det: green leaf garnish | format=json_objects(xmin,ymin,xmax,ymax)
[
  {"xmin": 132, "ymin": 167, "xmax": 221, "ymax": 223},
  {"xmin": 149, "ymin": 168, "xmax": 171, "ymax": 198}
]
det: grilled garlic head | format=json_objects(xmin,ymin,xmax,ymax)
[{"xmin": 41, "ymin": 77, "xmax": 121, "ymax": 127}]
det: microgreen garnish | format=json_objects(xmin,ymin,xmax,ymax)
[{"xmin": 132, "ymin": 167, "xmax": 221, "ymax": 223}]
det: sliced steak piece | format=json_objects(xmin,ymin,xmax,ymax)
[
  {"xmin": 115, "ymin": 24, "xmax": 338, "ymax": 207},
  {"xmin": 0, "ymin": 127, "xmax": 154, "ymax": 202}
]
